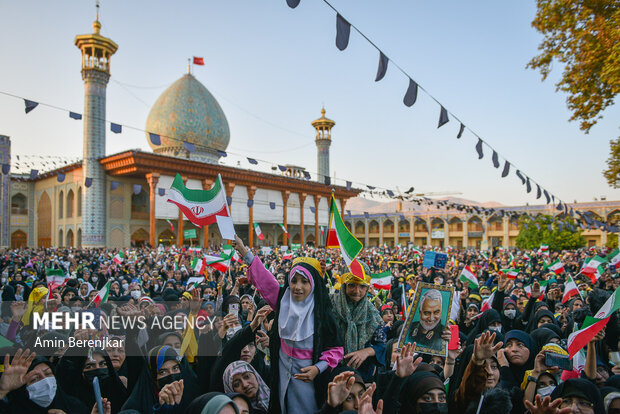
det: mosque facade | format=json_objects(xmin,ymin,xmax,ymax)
[{"xmin": 1, "ymin": 17, "xmax": 358, "ymax": 249}]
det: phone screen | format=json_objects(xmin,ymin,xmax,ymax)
[
  {"xmin": 545, "ymin": 352, "xmax": 572, "ymax": 371},
  {"xmin": 448, "ymin": 325, "xmax": 459, "ymax": 350},
  {"xmin": 228, "ymin": 303, "xmax": 239, "ymax": 315}
]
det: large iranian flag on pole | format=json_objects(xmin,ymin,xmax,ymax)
[
  {"xmin": 459, "ymin": 266, "xmax": 478, "ymax": 288},
  {"xmin": 92, "ymin": 281, "xmax": 111, "ymax": 307},
  {"xmin": 325, "ymin": 195, "xmax": 363, "ymax": 266},
  {"xmin": 562, "ymin": 275, "xmax": 580, "ymax": 304},
  {"xmin": 370, "ymin": 271, "xmax": 392, "ymax": 290},
  {"xmin": 567, "ymin": 286, "xmax": 620, "ymax": 357},
  {"xmin": 547, "ymin": 259, "xmax": 565, "ymax": 275},
  {"xmin": 167, "ymin": 173, "xmax": 229, "ymax": 226},
  {"xmin": 607, "ymin": 249, "xmax": 620, "ymax": 269},
  {"xmin": 580, "ymin": 256, "xmax": 607, "ymax": 283},
  {"xmin": 254, "ymin": 223, "xmax": 265, "ymax": 240}
]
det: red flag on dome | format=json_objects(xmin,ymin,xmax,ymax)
[{"xmin": 193, "ymin": 57, "xmax": 205, "ymax": 65}]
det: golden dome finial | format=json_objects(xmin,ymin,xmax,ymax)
[
  {"xmin": 321, "ymin": 107, "xmax": 326, "ymax": 118},
  {"xmin": 93, "ymin": 0, "xmax": 101, "ymax": 33}
]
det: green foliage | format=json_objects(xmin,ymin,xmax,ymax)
[
  {"xmin": 516, "ymin": 214, "xmax": 585, "ymax": 251},
  {"xmin": 528, "ymin": 0, "xmax": 619, "ymax": 132},
  {"xmin": 604, "ymin": 137, "xmax": 620, "ymax": 188},
  {"xmin": 607, "ymin": 233, "xmax": 618, "ymax": 249}
]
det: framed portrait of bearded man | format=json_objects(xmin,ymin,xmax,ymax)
[{"xmin": 398, "ymin": 282, "xmax": 454, "ymax": 356}]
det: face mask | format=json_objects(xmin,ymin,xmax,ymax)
[
  {"xmin": 481, "ymin": 295, "xmax": 490, "ymax": 300},
  {"xmin": 536, "ymin": 385, "xmax": 555, "ymax": 397},
  {"xmin": 489, "ymin": 326, "xmax": 502, "ymax": 333},
  {"xmin": 27, "ymin": 376, "xmax": 57, "ymax": 408},
  {"xmin": 91, "ymin": 277, "xmax": 98, "ymax": 282},
  {"xmin": 71, "ymin": 306, "xmax": 81, "ymax": 312},
  {"xmin": 1, "ymin": 277, "xmax": 6, "ymax": 283},
  {"xmin": 504, "ymin": 309, "xmax": 517, "ymax": 319},
  {"xmin": 157, "ymin": 372, "xmax": 182, "ymax": 389},
  {"xmin": 122, "ymin": 283, "xmax": 129, "ymax": 290},
  {"xmin": 418, "ymin": 403, "xmax": 448, "ymax": 414},
  {"xmin": 227, "ymin": 325, "xmax": 242, "ymax": 338},
  {"xmin": 83, "ymin": 368, "xmax": 109, "ymax": 383},
  {"xmin": 130, "ymin": 290, "xmax": 141, "ymax": 300}
]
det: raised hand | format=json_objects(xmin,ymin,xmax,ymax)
[
  {"xmin": 327, "ymin": 371, "xmax": 355, "ymax": 407},
  {"xmin": 158, "ymin": 379, "xmax": 184, "ymax": 406},
  {"xmin": 255, "ymin": 330, "xmax": 270, "ymax": 349},
  {"xmin": 233, "ymin": 235, "xmax": 249, "ymax": 257},
  {"xmin": 523, "ymin": 395, "xmax": 572, "ymax": 414},
  {"xmin": 358, "ymin": 383, "xmax": 383, "ymax": 414},
  {"xmin": 395, "ymin": 343, "xmax": 423, "ymax": 378},
  {"xmin": 189, "ymin": 288, "xmax": 201, "ymax": 313},
  {"xmin": 91, "ymin": 397, "xmax": 112, "ymax": 414},
  {"xmin": 473, "ymin": 331, "xmax": 503, "ymax": 365},
  {"xmin": 344, "ymin": 348, "xmax": 373, "ymax": 370},
  {"xmin": 10, "ymin": 301, "xmax": 27, "ymax": 321},
  {"xmin": 496, "ymin": 348, "xmax": 509, "ymax": 367},
  {"xmin": 0, "ymin": 349, "xmax": 36, "ymax": 398},
  {"xmin": 530, "ymin": 282, "xmax": 542, "ymax": 299},
  {"xmin": 250, "ymin": 305, "xmax": 272, "ymax": 331}
]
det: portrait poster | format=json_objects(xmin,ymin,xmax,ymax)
[{"xmin": 398, "ymin": 282, "xmax": 454, "ymax": 356}]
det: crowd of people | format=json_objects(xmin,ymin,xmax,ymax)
[{"xmin": 0, "ymin": 236, "xmax": 618, "ymax": 414}]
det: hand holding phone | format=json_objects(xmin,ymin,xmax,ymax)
[{"xmin": 93, "ymin": 376, "xmax": 104, "ymax": 414}]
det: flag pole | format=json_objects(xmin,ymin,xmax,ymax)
[{"xmin": 187, "ymin": 58, "xmax": 191, "ymax": 75}]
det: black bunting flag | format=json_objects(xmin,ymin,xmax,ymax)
[
  {"xmin": 375, "ymin": 52, "xmax": 388, "ymax": 81},
  {"xmin": 475, "ymin": 139, "xmax": 484, "ymax": 159},
  {"xmin": 492, "ymin": 150, "xmax": 499, "ymax": 168},
  {"xmin": 536, "ymin": 185, "xmax": 542, "ymax": 199},
  {"xmin": 525, "ymin": 177, "xmax": 531, "ymax": 193},
  {"xmin": 335, "ymin": 14, "xmax": 351, "ymax": 51},
  {"xmin": 516, "ymin": 170, "xmax": 526, "ymax": 185},
  {"xmin": 438, "ymin": 106, "xmax": 449, "ymax": 128},
  {"xmin": 501, "ymin": 161, "xmax": 510, "ymax": 177},
  {"xmin": 543, "ymin": 189, "xmax": 550, "ymax": 204},
  {"xmin": 457, "ymin": 123, "xmax": 465, "ymax": 139},
  {"xmin": 403, "ymin": 79, "xmax": 418, "ymax": 107},
  {"xmin": 287, "ymin": 0, "xmax": 300, "ymax": 8}
]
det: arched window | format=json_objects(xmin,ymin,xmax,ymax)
[
  {"xmin": 11, "ymin": 193, "xmax": 27, "ymax": 215},
  {"xmin": 58, "ymin": 191, "xmax": 64, "ymax": 219},
  {"xmin": 77, "ymin": 187, "xmax": 82, "ymax": 217},
  {"xmin": 66, "ymin": 190, "xmax": 74, "ymax": 218}
]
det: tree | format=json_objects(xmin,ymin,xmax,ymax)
[
  {"xmin": 528, "ymin": 0, "xmax": 619, "ymax": 133},
  {"xmin": 603, "ymin": 137, "xmax": 620, "ymax": 188},
  {"xmin": 606, "ymin": 233, "xmax": 618, "ymax": 249},
  {"xmin": 516, "ymin": 214, "xmax": 585, "ymax": 251}
]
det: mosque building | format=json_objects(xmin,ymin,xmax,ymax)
[{"xmin": 1, "ymin": 16, "xmax": 359, "ymax": 249}]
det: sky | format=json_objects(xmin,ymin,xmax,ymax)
[{"xmin": 0, "ymin": 0, "xmax": 618, "ymax": 207}]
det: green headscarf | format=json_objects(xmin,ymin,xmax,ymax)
[{"xmin": 332, "ymin": 287, "xmax": 383, "ymax": 354}]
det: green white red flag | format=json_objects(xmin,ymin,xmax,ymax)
[
  {"xmin": 547, "ymin": 259, "xmax": 565, "ymax": 275},
  {"xmin": 524, "ymin": 280, "xmax": 548, "ymax": 297},
  {"xmin": 459, "ymin": 266, "xmax": 478, "ymax": 288},
  {"xmin": 254, "ymin": 223, "xmax": 265, "ymax": 240},
  {"xmin": 191, "ymin": 257, "xmax": 206, "ymax": 274},
  {"xmin": 186, "ymin": 276, "xmax": 204, "ymax": 291},
  {"xmin": 370, "ymin": 271, "xmax": 392, "ymax": 290},
  {"xmin": 567, "ymin": 286, "xmax": 620, "ymax": 357},
  {"xmin": 204, "ymin": 255, "xmax": 229, "ymax": 273},
  {"xmin": 113, "ymin": 251, "xmax": 124, "ymax": 264},
  {"xmin": 480, "ymin": 291, "xmax": 496, "ymax": 313},
  {"xmin": 607, "ymin": 249, "xmax": 620, "ymax": 269},
  {"xmin": 46, "ymin": 268, "xmax": 68, "ymax": 300},
  {"xmin": 167, "ymin": 173, "xmax": 229, "ymax": 226},
  {"xmin": 562, "ymin": 275, "xmax": 580, "ymax": 304},
  {"xmin": 501, "ymin": 268, "xmax": 519, "ymax": 279},
  {"xmin": 92, "ymin": 281, "xmax": 111, "ymax": 307},
  {"xmin": 325, "ymin": 195, "xmax": 363, "ymax": 266},
  {"xmin": 279, "ymin": 223, "xmax": 289, "ymax": 235},
  {"xmin": 580, "ymin": 256, "xmax": 607, "ymax": 283}
]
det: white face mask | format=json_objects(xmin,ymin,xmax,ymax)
[
  {"xmin": 536, "ymin": 385, "xmax": 555, "ymax": 397},
  {"xmin": 91, "ymin": 277, "xmax": 98, "ymax": 283},
  {"xmin": 122, "ymin": 283, "xmax": 129, "ymax": 291},
  {"xmin": 130, "ymin": 290, "xmax": 141, "ymax": 300},
  {"xmin": 27, "ymin": 376, "xmax": 57, "ymax": 408},
  {"xmin": 504, "ymin": 309, "xmax": 517, "ymax": 319},
  {"xmin": 226, "ymin": 325, "xmax": 242, "ymax": 338},
  {"xmin": 489, "ymin": 326, "xmax": 502, "ymax": 334}
]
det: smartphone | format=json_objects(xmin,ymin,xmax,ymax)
[
  {"xmin": 610, "ymin": 351, "xmax": 620, "ymax": 366},
  {"xmin": 93, "ymin": 376, "xmax": 104, "ymax": 414},
  {"xmin": 448, "ymin": 325, "xmax": 459, "ymax": 350},
  {"xmin": 228, "ymin": 303, "xmax": 239, "ymax": 316},
  {"xmin": 545, "ymin": 352, "xmax": 573, "ymax": 371}
]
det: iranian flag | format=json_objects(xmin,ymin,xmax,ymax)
[
  {"xmin": 254, "ymin": 223, "xmax": 265, "ymax": 240},
  {"xmin": 279, "ymin": 223, "xmax": 289, "ymax": 235},
  {"xmin": 547, "ymin": 260, "xmax": 565, "ymax": 275},
  {"xmin": 607, "ymin": 249, "xmax": 620, "ymax": 269},
  {"xmin": 371, "ymin": 271, "xmax": 392, "ymax": 290},
  {"xmin": 562, "ymin": 275, "xmax": 580, "ymax": 304},
  {"xmin": 113, "ymin": 251, "xmax": 124, "ymax": 264},
  {"xmin": 540, "ymin": 244, "xmax": 549, "ymax": 257},
  {"xmin": 186, "ymin": 276, "xmax": 204, "ymax": 291},
  {"xmin": 480, "ymin": 252, "xmax": 489, "ymax": 260},
  {"xmin": 411, "ymin": 247, "xmax": 422, "ymax": 255},
  {"xmin": 480, "ymin": 291, "xmax": 496, "ymax": 313},
  {"xmin": 580, "ymin": 256, "xmax": 607, "ymax": 283},
  {"xmin": 191, "ymin": 257, "xmax": 206, "ymax": 274},
  {"xmin": 459, "ymin": 266, "xmax": 478, "ymax": 288},
  {"xmin": 92, "ymin": 281, "xmax": 111, "ymax": 307},
  {"xmin": 222, "ymin": 245, "xmax": 240, "ymax": 262},
  {"xmin": 282, "ymin": 252, "xmax": 294, "ymax": 260},
  {"xmin": 167, "ymin": 173, "xmax": 229, "ymax": 226},
  {"xmin": 46, "ymin": 268, "xmax": 68, "ymax": 299},
  {"xmin": 501, "ymin": 268, "xmax": 519, "ymax": 279},
  {"xmin": 523, "ymin": 252, "xmax": 531, "ymax": 261},
  {"xmin": 325, "ymin": 195, "xmax": 363, "ymax": 266},
  {"xmin": 166, "ymin": 219, "xmax": 175, "ymax": 232},
  {"xmin": 567, "ymin": 286, "xmax": 620, "ymax": 357},
  {"xmin": 205, "ymin": 255, "xmax": 229, "ymax": 273}
]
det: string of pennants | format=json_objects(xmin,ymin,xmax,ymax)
[
  {"xmin": 2, "ymin": 92, "xmax": 617, "ymax": 233},
  {"xmin": 281, "ymin": 1, "xmax": 618, "ymax": 233}
]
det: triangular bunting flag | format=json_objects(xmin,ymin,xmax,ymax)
[
  {"xmin": 111, "ymin": 123, "xmax": 122, "ymax": 133},
  {"xmin": 24, "ymin": 99, "xmax": 38, "ymax": 113},
  {"xmin": 457, "ymin": 123, "xmax": 465, "ymax": 139},
  {"xmin": 149, "ymin": 133, "xmax": 161, "ymax": 146},
  {"xmin": 475, "ymin": 139, "xmax": 484, "ymax": 159},
  {"xmin": 403, "ymin": 78, "xmax": 418, "ymax": 107},
  {"xmin": 335, "ymin": 13, "xmax": 351, "ymax": 51},
  {"xmin": 375, "ymin": 52, "xmax": 388, "ymax": 81},
  {"xmin": 438, "ymin": 106, "xmax": 449, "ymax": 128}
]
